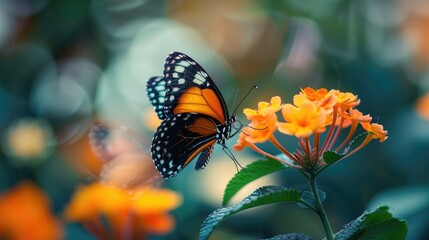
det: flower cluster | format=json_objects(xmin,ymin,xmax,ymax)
[
  {"xmin": 234, "ymin": 87, "xmax": 388, "ymax": 172},
  {"xmin": 65, "ymin": 183, "xmax": 181, "ymax": 240}
]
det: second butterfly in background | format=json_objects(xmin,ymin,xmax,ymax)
[{"xmin": 89, "ymin": 122, "xmax": 162, "ymax": 189}]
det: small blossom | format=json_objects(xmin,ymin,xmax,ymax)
[
  {"xmin": 362, "ymin": 123, "xmax": 389, "ymax": 142},
  {"xmin": 233, "ymin": 132, "xmax": 249, "ymax": 151},
  {"xmin": 245, "ymin": 113, "xmax": 278, "ymax": 143},
  {"xmin": 300, "ymin": 87, "xmax": 337, "ymax": 113},
  {"xmin": 243, "ymin": 96, "xmax": 282, "ymax": 120},
  {"xmin": 0, "ymin": 182, "xmax": 63, "ymax": 240},
  {"xmin": 301, "ymin": 87, "xmax": 329, "ymax": 101},
  {"xmin": 277, "ymin": 101, "xmax": 328, "ymax": 138},
  {"xmin": 338, "ymin": 108, "xmax": 372, "ymax": 128},
  {"xmin": 330, "ymin": 90, "xmax": 360, "ymax": 111},
  {"xmin": 243, "ymin": 96, "xmax": 282, "ymax": 143}
]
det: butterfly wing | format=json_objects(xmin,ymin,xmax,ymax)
[
  {"xmin": 146, "ymin": 76, "xmax": 167, "ymax": 120},
  {"xmin": 89, "ymin": 123, "xmax": 144, "ymax": 162},
  {"xmin": 147, "ymin": 52, "xmax": 229, "ymax": 123},
  {"xmin": 195, "ymin": 146, "xmax": 214, "ymax": 171},
  {"xmin": 89, "ymin": 123, "xmax": 162, "ymax": 188},
  {"xmin": 151, "ymin": 113, "xmax": 219, "ymax": 178}
]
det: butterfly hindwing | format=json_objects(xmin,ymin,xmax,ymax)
[
  {"xmin": 195, "ymin": 146, "xmax": 214, "ymax": 171},
  {"xmin": 151, "ymin": 113, "xmax": 219, "ymax": 178}
]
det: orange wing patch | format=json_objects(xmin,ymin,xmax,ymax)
[
  {"xmin": 174, "ymin": 87, "xmax": 225, "ymax": 123},
  {"xmin": 186, "ymin": 117, "xmax": 217, "ymax": 135},
  {"xmin": 183, "ymin": 139, "xmax": 216, "ymax": 166}
]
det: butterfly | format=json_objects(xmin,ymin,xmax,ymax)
[
  {"xmin": 146, "ymin": 52, "xmax": 237, "ymax": 178},
  {"xmin": 89, "ymin": 122, "xmax": 162, "ymax": 188}
]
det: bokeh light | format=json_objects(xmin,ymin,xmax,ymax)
[{"xmin": 2, "ymin": 118, "xmax": 54, "ymax": 164}]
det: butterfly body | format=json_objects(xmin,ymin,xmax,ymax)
[{"xmin": 147, "ymin": 52, "xmax": 236, "ymax": 178}]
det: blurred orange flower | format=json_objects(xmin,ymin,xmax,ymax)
[
  {"xmin": 65, "ymin": 183, "xmax": 181, "ymax": 240},
  {"xmin": 416, "ymin": 93, "xmax": 429, "ymax": 120},
  {"xmin": 235, "ymin": 87, "xmax": 388, "ymax": 172},
  {"xmin": 0, "ymin": 182, "xmax": 62, "ymax": 240}
]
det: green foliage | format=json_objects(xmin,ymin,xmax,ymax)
[
  {"xmin": 222, "ymin": 158, "xmax": 290, "ymax": 205},
  {"xmin": 346, "ymin": 132, "xmax": 370, "ymax": 154},
  {"xmin": 334, "ymin": 206, "xmax": 408, "ymax": 240},
  {"xmin": 297, "ymin": 190, "xmax": 325, "ymax": 211},
  {"xmin": 323, "ymin": 151, "xmax": 343, "ymax": 165},
  {"xmin": 262, "ymin": 233, "xmax": 312, "ymax": 240},
  {"xmin": 200, "ymin": 186, "xmax": 303, "ymax": 240}
]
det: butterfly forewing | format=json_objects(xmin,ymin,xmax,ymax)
[
  {"xmin": 161, "ymin": 52, "xmax": 228, "ymax": 122},
  {"xmin": 151, "ymin": 113, "xmax": 218, "ymax": 178},
  {"xmin": 146, "ymin": 76, "xmax": 167, "ymax": 120}
]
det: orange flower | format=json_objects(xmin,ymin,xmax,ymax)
[
  {"xmin": 233, "ymin": 132, "xmax": 249, "ymax": 151},
  {"xmin": 236, "ymin": 88, "xmax": 388, "ymax": 173},
  {"xmin": 362, "ymin": 123, "xmax": 389, "ymax": 142},
  {"xmin": 338, "ymin": 108, "xmax": 372, "ymax": 128},
  {"xmin": 243, "ymin": 96, "xmax": 282, "ymax": 120},
  {"xmin": 65, "ymin": 183, "xmax": 181, "ymax": 239},
  {"xmin": 301, "ymin": 87, "xmax": 329, "ymax": 101},
  {"xmin": 0, "ymin": 182, "xmax": 62, "ymax": 240},
  {"xmin": 300, "ymin": 87, "xmax": 337, "ymax": 113},
  {"xmin": 243, "ymin": 96, "xmax": 282, "ymax": 143},
  {"xmin": 330, "ymin": 90, "xmax": 360, "ymax": 111},
  {"xmin": 277, "ymin": 101, "xmax": 328, "ymax": 138},
  {"xmin": 245, "ymin": 113, "xmax": 278, "ymax": 143}
]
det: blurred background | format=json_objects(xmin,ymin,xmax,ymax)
[{"xmin": 1, "ymin": 0, "xmax": 429, "ymax": 239}]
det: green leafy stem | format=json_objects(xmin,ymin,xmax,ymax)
[{"xmin": 199, "ymin": 158, "xmax": 408, "ymax": 239}]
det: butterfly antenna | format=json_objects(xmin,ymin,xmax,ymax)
[
  {"xmin": 232, "ymin": 85, "xmax": 258, "ymax": 116},
  {"xmin": 230, "ymin": 89, "xmax": 240, "ymax": 115},
  {"xmin": 373, "ymin": 116, "xmax": 380, "ymax": 123}
]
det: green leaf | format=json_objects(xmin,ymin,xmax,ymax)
[
  {"xmin": 222, "ymin": 158, "xmax": 290, "ymax": 205},
  {"xmin": 200, "ymin": 186, "xmax": 302, "ymax": 240},
  {"xmin": 297, "ymin": 190, "xmax": 325, "ymax": 210},
  {"xmin": 334, "ymin": 206, "xmax": 408, "ymax": 240},
  {"xmin": 323, "ymin": 151, "xmax": 343, "ymax": 165},
  {"xmin": 344, "ymin": 132, "xmax": 370, "ymax": 154},
  {"xmin": 262, "ymin": 233, "xmax": 312, "ymax": 240}
]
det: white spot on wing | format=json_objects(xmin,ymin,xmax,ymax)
[{"xmin": 175, "ymin": 66, "xmax": 185, "ymax": 73}]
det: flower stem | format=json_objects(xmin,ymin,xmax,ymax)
[{"xmin": 309, "ymin": 174, "xmax": 334, "ymax": 240}]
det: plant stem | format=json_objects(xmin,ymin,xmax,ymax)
[{"xmin": 309, "ymin": 174, "xmax": 334, "ymax": 240}]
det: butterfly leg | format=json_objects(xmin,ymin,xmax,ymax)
[{"xmin": 222, "ymin": 146, "xmax": 243, "ymax": 172}]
